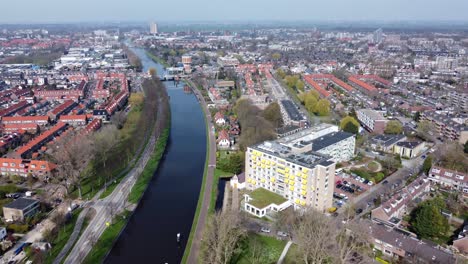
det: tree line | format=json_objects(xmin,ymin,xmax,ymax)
[{"xmin": 234, "ymin": 99, "xmax": 282, "ymax": 151}]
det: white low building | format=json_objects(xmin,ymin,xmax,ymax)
[{"xmin": 244, "ymin": 188, "xmax": 291, "ymax": 218}]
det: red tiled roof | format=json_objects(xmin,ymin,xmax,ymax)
[
  {"xmin": 14, "ymin": 122, "xmax": 67, "ymax": 158},
  {"xmin": 0, "ymin": 158, "xmax": 57, "ymax": 173},
  {"xmin": 2, "ymin": 115, "xmax": 49, "ymax": 124},
  {"xmin": 349, "ymin": 76, "xmax": 377, "ymax": 92},
  {"xmin": 218, "ymin": 130, "xmax": 229, "ymax": 141},
  {"xmin": 303, "ymin": 75, "xmax": 331, "ymax": 97}
]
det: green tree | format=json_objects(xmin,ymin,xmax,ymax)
[
  {"xmin": 277, "ymin": 69, "xmax": 286, "ymax": 79},
  {"xmin": 422, "ymin": 156, "xmax": 433, "ymax": 175},
  {"xmin": 262, "ymin": 102, "xmax": 283, "ymax": 128},
  {"xmin": 384, "ymin": 120, "xmax": 403, "ymax": 134},
  {"xmin": 271, "ymin": 52, "xmax": 282, "ymax": 60},
  {"xmin": 340, "ymin": 116, "xmax": 360, "ymax": 134},
  {"xmin": 314, "ymin": 99, "xmax": 331, "ymax": 116},
  {"xmin": 296, "ymin": 80, "xmax": 305, "ymax": 92},
  {"xmin": 304, "ymin": 95, "xmax": 318, "ymax": 114},
  {"xmin": 464, "ymin": 140, "xmax": 468, "ymax": 154},
  {"xmin": 413, "ymin": 111, "xmax": 421, "ymax": 122},
  {"xmin": 410, "ymin": 201, "xmax": 449, "ymax": 239}
]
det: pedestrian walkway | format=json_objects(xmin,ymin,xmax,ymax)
[
  {"xmin": 277, "ymin": 241, "xmax": 293, "ymax": 264},
  {"xmin": 52, "ymin": 207, "xmax": 90, "ymax": 264},
  {"xmin": 186, "ymin": 80, "xmax": 217, "ymax": 264}
]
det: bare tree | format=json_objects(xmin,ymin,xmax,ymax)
[
  {"xmin": 416, "ymin": 120, "xmax": 435, "ymax": 141},
  {"xmin": 111, "ymin": 110, "xmax": 127, "ymax": 129},
  {"xmin": 54, "ymin": 131, "xmax": 94, "ymax": 198},
  {"xmin": 291, "ymin": 209, "xmax": 334, "ymax": 264},
  {"xmin": 202, "ymin": 210, "xmax": 246, "ymax": 264},
  {"xmin": 93, "ymin": 125, "xmax": 120, "ymax": 183},
  {"xmin": 334, "ymin": 220, "xmax": 371, "ymax": 264}
]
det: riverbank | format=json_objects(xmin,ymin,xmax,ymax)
[
  {"xmin": 62, "ymin": 76, "xmax": 171, "ymax": 263},
  {"xmin": 182, "ymin": 79, "xmax": 217, "ymax": 264},
  {"xmin": 83, "ymin": 79, "xmax": 171, "ymax": 263},
  {"xmin": 181, "ymin": 82, "xmax": 210, "ymax": 264},
  {"xmin": 145, "ymin": 51, "xmax": 170, "ymax": 68}
]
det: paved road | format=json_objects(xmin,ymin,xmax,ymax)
[
  {"xmin": 344, "ymin": 155, "xmax": 425, "ymax": 217},
  {"xmin": 52, "ymin": 207, "xmax": 90, "ymax": 264},
  {"xmin": 186, "ymin": 80, "xmax": 217, "ymax": 264},
  {"xmin": 277, "ymin": 241, "xmax": 293, "ymax": 264},
  {"xmin": 63, "ymin": 94, "xmax": 166, "ymax": 263}
]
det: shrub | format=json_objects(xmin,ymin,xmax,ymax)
[
  {"xmin": 7, "ymin": 223, "xmax": 29, "ymax": 234},
  {"xmin": 374, "ymin": 172, "xmax": 385, "ymax": 182}
]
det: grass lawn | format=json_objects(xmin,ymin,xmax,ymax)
[
  {"xmin": 214, "ymin": 168, "xmax": 232, "ymax": 179},
  {"xmin": 248, "ymin": 188, "xmax": 287, "ymax": 209},
  {"xmin": 82, "ymin": 210, "xmax": 130, "ymax": 264},
  {"xmin": 59, "ymin": 216, "xmax": 91, "ymax": 264},
  {"xmin": 368, "ymin": 161, "xmax": 380, "ymax": 172},
  {"xmin": 231, "ymin": 233, "xmax": 287, "ymax": 264},
  {"xmin": 146, "ymin": 51, "xmax": 170, "ymax": 68},
  {"xmin": 283, "ymin": 243, "xmax": 299, "ymax": 264},
  {"xmin": 127, "ymin": 124, "xmax": 170, "ymax": 203},
  {"xmin": 44, "ymin": 209, "xmax": 83, "ymax": 264}
]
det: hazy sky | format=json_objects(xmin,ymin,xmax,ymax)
[{"xmin": 2, "ymin": 0, "xmax": 468, "ymax": 23}]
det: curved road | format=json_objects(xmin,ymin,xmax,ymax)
[{"xmin": 186, "ymin": 80, "xmax": 217, "ymax": 264}]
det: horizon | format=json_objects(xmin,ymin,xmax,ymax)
[{"xmin": 2, "ymin": 0, "xmax": 468, "ymax": 24}]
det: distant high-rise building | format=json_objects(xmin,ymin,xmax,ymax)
[
  {"xmin": 436, "ymin": 56, "xmax": 458, "ymax": 71},
  {"xmin": 150, "ymin": 22, "xmax": 158, "ymax": 34},
  {"xmin": 373, "ymin": 28, "xmax": 383, "ymax": 44}
]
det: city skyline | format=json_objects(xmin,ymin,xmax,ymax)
[{"xmin": 2, "ymin": 0, "xmax": 468, "ymax": 23}]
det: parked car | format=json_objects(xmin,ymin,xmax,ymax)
[
  {"xmin": 382, "ymin": 180, "xmax": 389, "ymax": 185},
  {"xmin": 356, "ymin": 208, "xmax": 363, "ymax": 214},
  {"xmin": 277, "ymin": 231, "xmax": 288, "ymax": 238},
  {"xmin": 260, "ymin": 227, "xmax": 271, "ymax": 233}
]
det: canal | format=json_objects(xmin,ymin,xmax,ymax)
[{"xmin": 105, "ymin": 48, "xmax": 207, "ymax": 264}]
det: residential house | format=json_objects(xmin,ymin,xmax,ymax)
[
  {"xmin": 217, "ymin": 130, "xmax": 230, "ymax": 148},
  {"xmin": 59, "ymin": 115, "xmax": 87, "ymax": 126},
  {"xmin": 371, "ymin": 176, "xmax": 430, "ymax": 223},
  {"xmin": 0, "ymin": 158, "xmax": 57, "ymax": 178},
  {"xmin": 3, "ymin": 198, "xmax": 40, "ymax": 222},
  {"xmin": 428, "ymin": 166, "xmax": 468, "ymax": 195},
  {"xmin": 453, "ymin": 224, "xmax": 468, "ymax": 254},
  {"xmin": 369, "ymin": 222, "xmax": 455, "ymax": 263},
  {"xmin": 214, "ymin": 112, "xmax": 226, "ymax": 126}
]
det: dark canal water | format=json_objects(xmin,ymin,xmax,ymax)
[{"xmin": 105, "ymin": 48, "xmax": 206, "ymax": 264}]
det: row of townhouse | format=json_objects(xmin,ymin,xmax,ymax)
[
  {"xmin": 13, "ymin": 122, "xmax": 68, "ymax": 159},
  {"xmin": 0, "ymin": 158, "xmax": 56, "ymax": 178},
  {"xmin": 428, "ymin": 166, "xmax": 468, "ymax": 195},
  {"xmin": 371, "ymin": 176, "xmax": 431, "ymax": 223}
]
